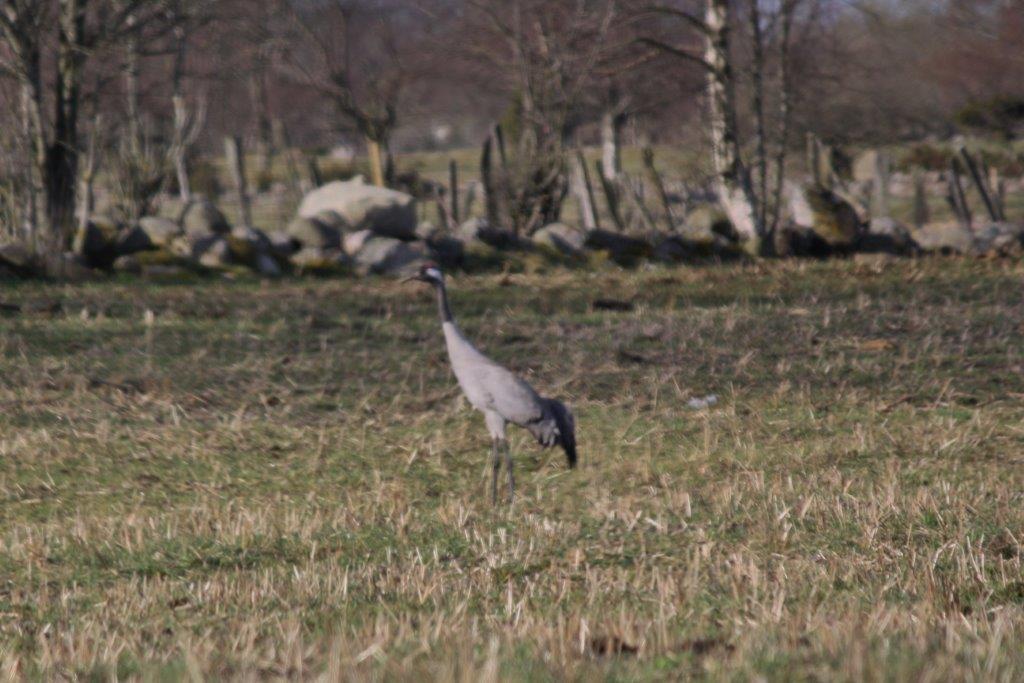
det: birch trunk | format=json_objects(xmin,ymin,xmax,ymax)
[
  {"xmin": 704, "ymin": 0, "xmax": 761, "ymax": 249},
  {"xmin": 600, "ymin": 108, "xmax": 623, "ymax": 183}
]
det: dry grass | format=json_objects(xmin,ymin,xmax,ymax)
[{"xmin": 2, "ymin": 257, "xmax": 1024, "ymax": 680}]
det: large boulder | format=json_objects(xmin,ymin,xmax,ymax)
[
  {"xmin": 457, "ymin": 217, "xmax": 527, "ymax": 250},
  {"xmin": 290, "ymin": 247, "xmax": 351, "ymax": 275},
  {"xmin": 180, "ymin": 198, "xmax": 230, "ymax": 240},
  {"xmin": 783, "ymin": 184, "xmax": 864, "ymax": 255},
  {"xmin": 583, "ymin": 229, "xmax": 651, "ymax": 265},
  {"xmin": 115, "ymin": 226, "xmax": 156, "ymax": 256},
  {"xmin": 266, "ymin": 231, "xmax": 299, "ymax": 259},
  {"xmin": 911, "ymin": 222, "xmax": 975, "ymax": 254},
  {"xmin": 353, "ymin": 237, "xmax": 432, "ymax": 276},
  {"xmin": 192, "ymin": 236, "xmax": 232, "ymax": 268},
  {"xmin": 298, "ymin": 178, "xmax": 416, "ymax": 240},
  {"xmin": 287, "ymin": 215, "xmax": 342, "ymax": 250},
  {"xmin": 859, "ymin": 217, "xmax": 918, "ymax": 255},
  {"xmin": 972, "ymin": 222, "xmax": 1024, "ymax": 256},
  {"xmin": 0, "ymin": 241, "xmax": 37, "ymax": 278},
  {"xmin": 226, "ymin": 226, "xmax": 277, "ymax": 272},
  {"xmin": 533, "ymin": 222, "xmax": 586, "ymax": 257},
  {"xmin": 685, "ymin": 205, "xmax": 738, "ymax": 241},
  {"xmin": 343, "ymin": 229, "xmax": 374, "ymax": 256},
  {"xmin": 311, "ymin": 209, "xmax": 350, "ymax": 234},
  {"xmin": 43, "ymin": 252, "xmax": 96, "ymax": 282},
  {"xmin": 73, "ymin": 216, "xmax": 120, "ymax": 268},
  {"xmin": 426, "ymin": 235, "xmax": 465, "ymax": 269},
  {"xmin": 113, "ymin": 250, "xmax": 199, "ymax": 276},
  {"xmin": 137, "ymin": 216, "xmax": 182, "ymax": 248}
]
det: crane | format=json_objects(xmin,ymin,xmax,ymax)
[{"xmin": 406, "ymin": 263, "xmax": 577, "ymax": 504}]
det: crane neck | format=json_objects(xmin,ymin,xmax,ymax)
[{"xmin": 434, "ymin": 281, "xmax": 454, "ymax": 323}]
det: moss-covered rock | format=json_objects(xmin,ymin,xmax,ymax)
[
  {"xmin": 801, "ymin": 186, "xmax": 863, "ymax": 248},
  {"xmin": 287, "ymin": 215, "xmax": 342, "ymax": 250},
  {"xmin": 291, "ymin": 247, "xmax": 352, "ymax": 276}
]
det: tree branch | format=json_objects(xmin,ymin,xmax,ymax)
[{"xmin": 637, "ymin": 37, "xmax": 716, "ymax": 73}]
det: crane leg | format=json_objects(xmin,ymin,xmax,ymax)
[
  {"xmin": 502, "ymin": 440, "xmax": 515, "ymax": 503},
  {"xmin": 490, "ymin": 438, "xmax": 501, "ymax": 505}
]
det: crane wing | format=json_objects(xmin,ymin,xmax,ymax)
[{"xmin": 475, "ymin": 362, "xmax": 544, "ymax": 426}]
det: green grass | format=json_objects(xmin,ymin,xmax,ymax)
[{"xmin": 2, "ymin": 258, "xmax": 1024, "ymax": 679}]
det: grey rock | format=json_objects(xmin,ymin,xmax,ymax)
[
  {"xmin": 291, "ymin": 247, "xmax": 351, "ymax": 274},
  {"xmin": 458, "ymin": 217, "xmax": 526, "ymax": 250},
  {"xmin": 298, "ymin": 178, "xmax": 416, "ymax": 240},
  {"xmin": 267, "ymin": 231, "xmax": 300, "ymax": 258},
  {"xmin": 343, "ymin": 229, "xmax": 374, "ymax": 256},
  {"xmin": 533, "ymin": 222, "xmax": 586, "ymax": 256},
  {"xmin": 0, "ymin": 241, "xmax": 37, "ymax": 277},
  {"xmin": 181, "ymin": 198, "xmax": 230, "ymax": 239},
  {"xmin": 287, "ymin": 215, "xmax": 341, "ymax": 250},
  {"xmin": 427, "ymin": 235, "xmax": 465, "ymax": 269},
  {"xmin": 73, "ymin": 217, "xmax": 120, "ymax": 268},
  {"xmin": 43, "ymin": 252, "xmax": 96, "ymax": 282},
  {"xmin": 911, "ymin": 222, "xmax": 975, "ymax": 254},
  {"xmin": 255, "ymin": 253, "xmax": 283, "ymax": 277},
  {"xmin": 972, "ymin": 222, "xmax": 1024, "ymax": 256},
  {"xmin": 584, "ymin": 229, "xmax": 651, "ymax": 265},
  {"xmin": 115, "ymin": 226, "xmax": 156, "ymax": 256},
  {"xmin": 137, "ymin": 216, "xmax": 182, "ymax": 247},
  {"xmin": 192, "ymin": 236, "xmax": 232, "ymax": 268},
  {"xmin": 354, "ymin": 237, "xmax": 432, "ymax": 276}
]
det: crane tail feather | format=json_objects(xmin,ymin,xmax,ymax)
[{"xmin": 545, "ymin": 398, "xmax": 577, "ymax": 469}]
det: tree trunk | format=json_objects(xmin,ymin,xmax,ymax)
[
  {"xmin": 173, "ymin": 95, "xmax": 192, "ymax": 203},
  {"xmin": 170, "ymin": 21, "xmax": 193, "ymax": 203},
  {"xmin": 599, "ymin": 107, "xmax": 624, "ymax": 183},
  {"xmin": 571, "ymin": 151, "xmax": 599, "ymax": 231},
  {"xmin": 78, "ymin": 114, "xmax": 101, "ymax": 232},
  {"xmin": 947, "ymin": 159, "xmax": 971, "ymax": 231},
  {"xmin": 642, "ymin": 147, "xmax": 676, "ymax": 232},
  {"xmin": 50, "ymin": 0, "xmax": 85, "ymax": 247},
  {"xmin": 225, "ymin": 136, "xmax": 252, "ymax": 227},
  {"xmin": 912, "ymin": 170, "xmax": 929, "ymax": 229},
  {"xmin": 21, "ymin": 59, "xmax": 50, "ymax": 251},
  {"xmin": 747, "ymin": 0, "xmax": 768, "ymax": 235},
  {"xmin": 769, "ymin": 0, "xmax": 795, "ymax": 235},
  {"xmin": 366, "ymin": 137, "xmax": 385, "ymax": 187},
  {"xmin": 704, "ymin": 0, "xmax": 760, "ymax": 249},
  {"xmin": 125, "ymin": 12, "xmax": 142, "ymax": 153},
  {"xmin": 249, "ymin": 70, "xmax": 274, "ymax": 175},
  {"xmin": 595, "ymin": 159, "xmax": 625, "ymax": 232},
  {"xmin": 448, "ymin": 159, "xmax": 460, "ymax": 225},
  {"xmin": 871, "ymin": 150, "xmax": 891, "ymax": 219}
]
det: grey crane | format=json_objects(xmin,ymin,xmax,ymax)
[{"xmin": 406, "ymin": 263, "xmax": 577, "ymax": 504}]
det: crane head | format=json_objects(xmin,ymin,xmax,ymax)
[{"xmin": 404, "ymin": 262, "xmax": 444, "ymax": 286}]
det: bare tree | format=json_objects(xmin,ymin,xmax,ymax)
[
  {"xmin": 640, "ymin": 0, "xmax": 812, "ymax": 253},
  {"xmin": 465, "ymin": 0, "xmax": 631, "ymax": 234},
  {"xmin": 275, "ymin": 0, "xmax": 416, "ymax": 187},
  {"xmin": 0, "ymin": 0, "xmax": 171, "ymax": 249}
]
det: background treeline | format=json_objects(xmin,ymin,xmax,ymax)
[{"xmin": 1, "ymin": 0, "xmax": 1022, "ymax": 264}]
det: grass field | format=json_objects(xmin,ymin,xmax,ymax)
[{"xmin": 2, "ymin": 258, "xmax": 1024, "ymax": 680}]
